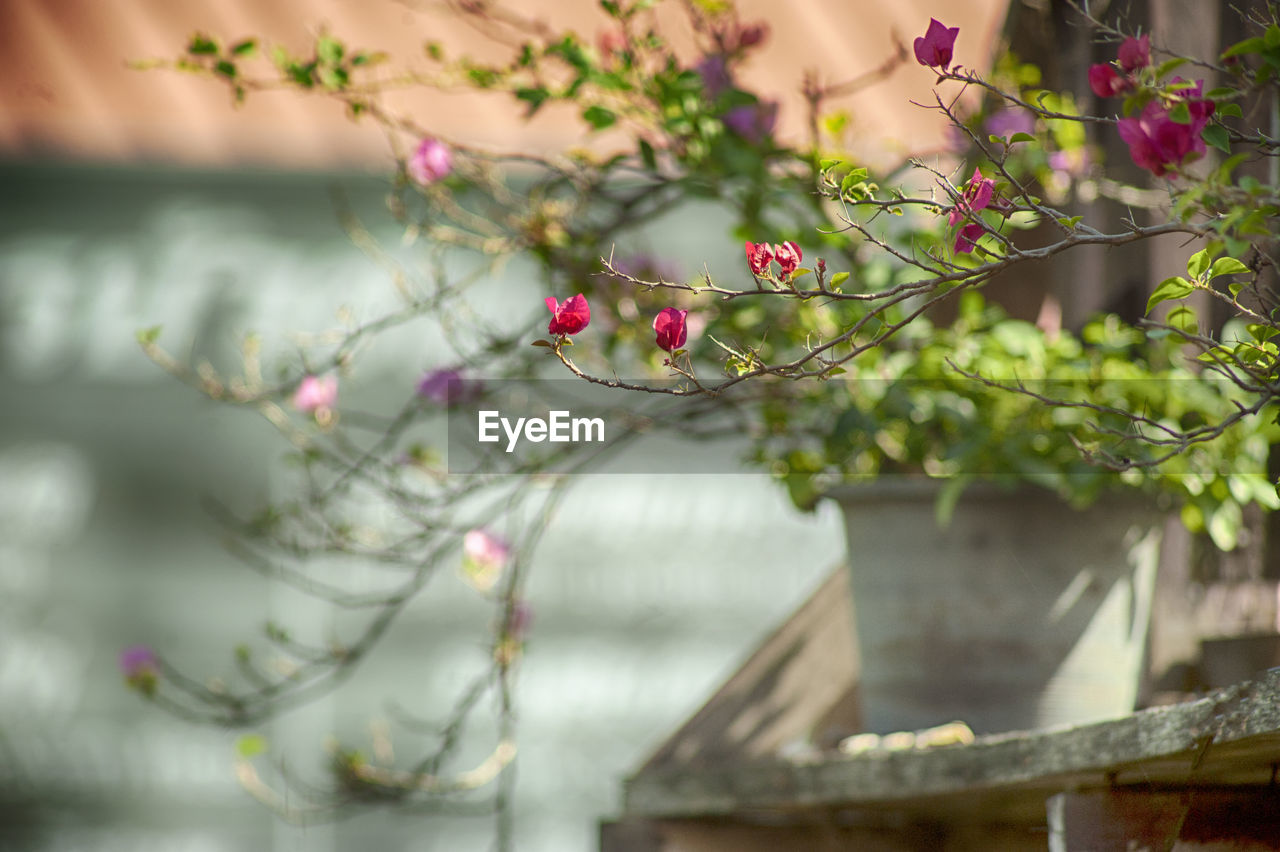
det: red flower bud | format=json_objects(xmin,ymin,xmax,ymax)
[
  {"xmin": 914, "ymin": 18, "xmax": 958, "ymax": 70},
  {"xmin": 1088, "ymin": 64, "xmax": 1130, "ymax": 98},
  {"xmin": 1117, "ymin": 34, "xmax": 1150, "ymax": 72},
  {"xmin": 745, "ymin": 241, "xmax": 774, "ymax": 276},
  {"xmin": 773, "ymin": 241, "xmax": 802, "ymax": 278},
  {"xmin": 545, "ymin": 293, "xmax": 590, "ymax": 336},
  {"xmin": 653, "ymin": 307, "xmax": 689, "ymax": 352}
]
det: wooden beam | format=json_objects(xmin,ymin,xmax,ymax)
[{"xmin": 1046, "ymin": 788, "xmax": 1280, "ymax": 850}]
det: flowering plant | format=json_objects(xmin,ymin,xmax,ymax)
[{"xmin": 131, "ymin": 0, "xmax": 1280, "ymax": 844}]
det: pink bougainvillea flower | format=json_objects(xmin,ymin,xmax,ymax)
[
  {"xmin": 462, "ymin": 528, "xmax": 510, "ymax": 592},
  {"xmin": 293, "ymin": 374, "xmax": 338, "ymax": 414},
  {"xmin": 723, "ymin": 101, "xmax": 778, "ymax": 144},
  {"xmin": 773, "ymin": 241, "xmax": 802, "ymax": 278},
  {"xmin": 596, "ymin": 28, "xmax": 626, "ymax": 61},
  {"xmin": 694, "ymin": 55, "xmax": 733, "ymax": 100},
  {"xmin": 953, "ymin": 222, "xmax": 985, "ymax": 254},
  {"xmin": 1117, "ymin": 34, "xmax": 1151, "ymax": 72},
  {"xmin": 947, "ymin": 168, "xmax": 996, "ymax": 227},
  {"xmin": 914, "ymin": 18, "xmax": 959, "ymax": 70},
  {"xmin": 1088, "ymin": 64, "xmax": 1130, "ymax": 98},
  {"xmin": 984, "ymin": 107, "xmax": 1034, "ymax": 140},
  {"xmin": 119, "ymin": 644, "xmax": 159, "ymax": 694},
  {"xmin": 1116, "ymin": 81, "xmax": 1214, "ymax": 177},
  {"xmin": 418, "ymin": 368, "xmax": 480, "ymax": 406},
  {"xmin": 653, "ymin": 307, "xmax": 689, "ymax": 352},
  {"xmin": 408, "ymin": 137, "xmax": 453, "ymax": 185},
  {"xmin": 545, "ymin": 293, "xmax": 591, "ymax": 336},
  {"xmin": 745, "ymin": 241, "xmax": 774, "ymax": 276}
]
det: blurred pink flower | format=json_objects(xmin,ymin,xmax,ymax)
[
  {"xmin": 1117, "ymin": 34, "xmax": 1150, "ymax": 72},
  {"xmin": 1088, "ymin": 64, "xmax": 1130, "ymax": 98},
  {"xmin": 463, "ymin": 528, "xmax": 510, "ymax": 592},
  {"xmin": 418, "ymin": 368, "xmax": 480, "ymax": 406},
  {"xmin": 293, "ymin": 375, "xmax": 338, "ymax": 414},
  {"xmin": 408, "ymin": 137, "xmax": 453, "ymax": 185},
  {"xmin": 723, "ymin": 101, "xmax": 777, "ymax": 144},
  {"xmin": 119, "ymin": 644, "xmax": 159, "ymax": 694}
]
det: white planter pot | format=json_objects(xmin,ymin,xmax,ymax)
[{"xmin": 833, "ymin": 481, "xmax": 1161, "ymax": 735}]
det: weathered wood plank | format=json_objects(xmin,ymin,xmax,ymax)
[{"xmin": 626, "ymin": 669, "xmax": 1280, "ymax": 823}]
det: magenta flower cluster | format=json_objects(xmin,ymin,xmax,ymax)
[
  {"xmin": 544, "ymin": 292, "xmax": 690, "ymax": 354},
  {"xmin": 1088, "ymin": 34, "xmax": 1150, "ymax": 98},
  {"xmin": 1117, "ymin": 79, "xmax": 1216, "ymax": 177},
  {"xmin": 744, "ymin": 240, "xmax": 802, "ymax": 280}
]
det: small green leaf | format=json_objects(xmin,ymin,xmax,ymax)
[
  {"xmin": 214, "ymin": 60, "xmax": 237, "ymax": 79},
  {"xmin": 188, "ymin": 34, "xmax": 219, "ymax": 56},
  {"xmin": 1146, "ymin": 276, "xmax": 1194, "ymax": 314},
  {"xmin": 135, "ymin": 325, "xmax": 163, "ymax": 345},
  {"xmin": 639, "ymin": 138, "xmax": 656, "ymax": 170},
  {"xmin": 582, "ymin": 105, "xmax": 617, "ymax": 130},
  {"xmin": 1168, "ymin": 102, "xmax": 1192, "ymax": 124},
  {"xmin": 236, "ymin": 734, "xmax": 267, "ymax": 759},
  {"xmin": 1008, "ymin": 132, "xmax": 1036, "ymax": 144},
  {"xmin": 1209, "ymin": 256, "xmax": 1249, "ymax": 279},
  {"xmin": 830, "ymin": 271, "xmax": 850, "ymax": 288},
  {"xmin": 819, "ymin": 158, "xmax": 844, "ymax": 171},
  {"xmin": 1201, "ymin": 124, "xmax": 1231, "ymax": 153},
  {"xmin": 1218, "ymin": 102, "xmax": 1243, "ymax": 119},
  {"xmin": 1155, "ymin": 57, "xmax": 1188, "ymax": 77},
  {"xmin": 1166, "ymin": 306, "xmax": 1198, "ymax": 334},
  {"xmin": 1186, "ymin": 249, "xmax": 1212, "ymax": 279},
  {"xmin": 231, "ymin": 39, "xmax": 257, "ymax": 57},
  {"xmin": 316, "ymin": 35, "xmax": 343, "ymax": 65},
  {"xmin": 531, "ymin": 339, "xmax": 554, "ymax": 348}
]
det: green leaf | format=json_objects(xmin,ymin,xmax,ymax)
[
  {"xmin": 1168, "ymin": 102, "xmax": 1191, "ymax": 124},
  {"xmin": 530, "ymin": 339, "xmax": 554, "ymax": 348},
  {"xmin": 1218, "ymin": 103, "xmax": 1243, "ymax": 119},
  {"xmin": 317, "ymin": 35, "xmax": 343, "ymax": 65},
  {"xmin": 231, "ymin": 39, "xmax": 257, "ymax": 57},
  {"xmin": 1209, "ymin": 256, "xmax": 1249, "ymax": 279},
  {"xmin": 1222, "ymin": 36, "xmax": 1266, "ymax": 59},
  {"xmin": 1146, "ymin": 276, "xmax": 1194, "ymax": 314},
  {"xmin": 515, "ymin": 86, "xmax": 550, "ymax": 115},
  {"xmin": 1186, "ymin": 249, "xmax": 1212, "ymax": 279},
  {"xmin": 215, "ymin": 60, "xmax": 237, "ymax": 79},
  {"xmin": 1166, "ymin": 306, "xmax": 1198, "ymax": 334},
  {"xmin": 582, "ymin": 105, "xmax": 617, "ymax": 130},
  {"xmin": 1008, "ymin": 132, "xmax": 1036, "ymax": 144},
  {"xmin": 819, "ymin": 157, "xmax": 844, "ymax": 171},
  {"xmin": 1155, "ymin": 57, "xmax": 1188, "ymax": 77},
  {"xmin": 639, "ymin": 138, "xmax": 656, "ymax": 170},
  {"xmin": 187, "ymin": 34, "xmax": 219, "ymax": 55},
  {"xmin": 830, "ymin": 271, "xmax": 850, "ymax": 288},
  {"xmin": 236, "ymin": 734, "xmax": 267, "ymax": 759},
  {"xmin": 1201, "ymin": 124, "xmax": 1231, "ymax": 153},
  {"xmin": 135, "ymin": 325, "xmax": 163, "ymax": 345},
  {"xmin": 1208, "ymin": 500, "xmax": 1241, "ymax": 551}
]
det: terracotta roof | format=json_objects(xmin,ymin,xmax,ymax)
[{"xmin": 1, "ymin": 0, "xmax": 1008, "ymax": 171}]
